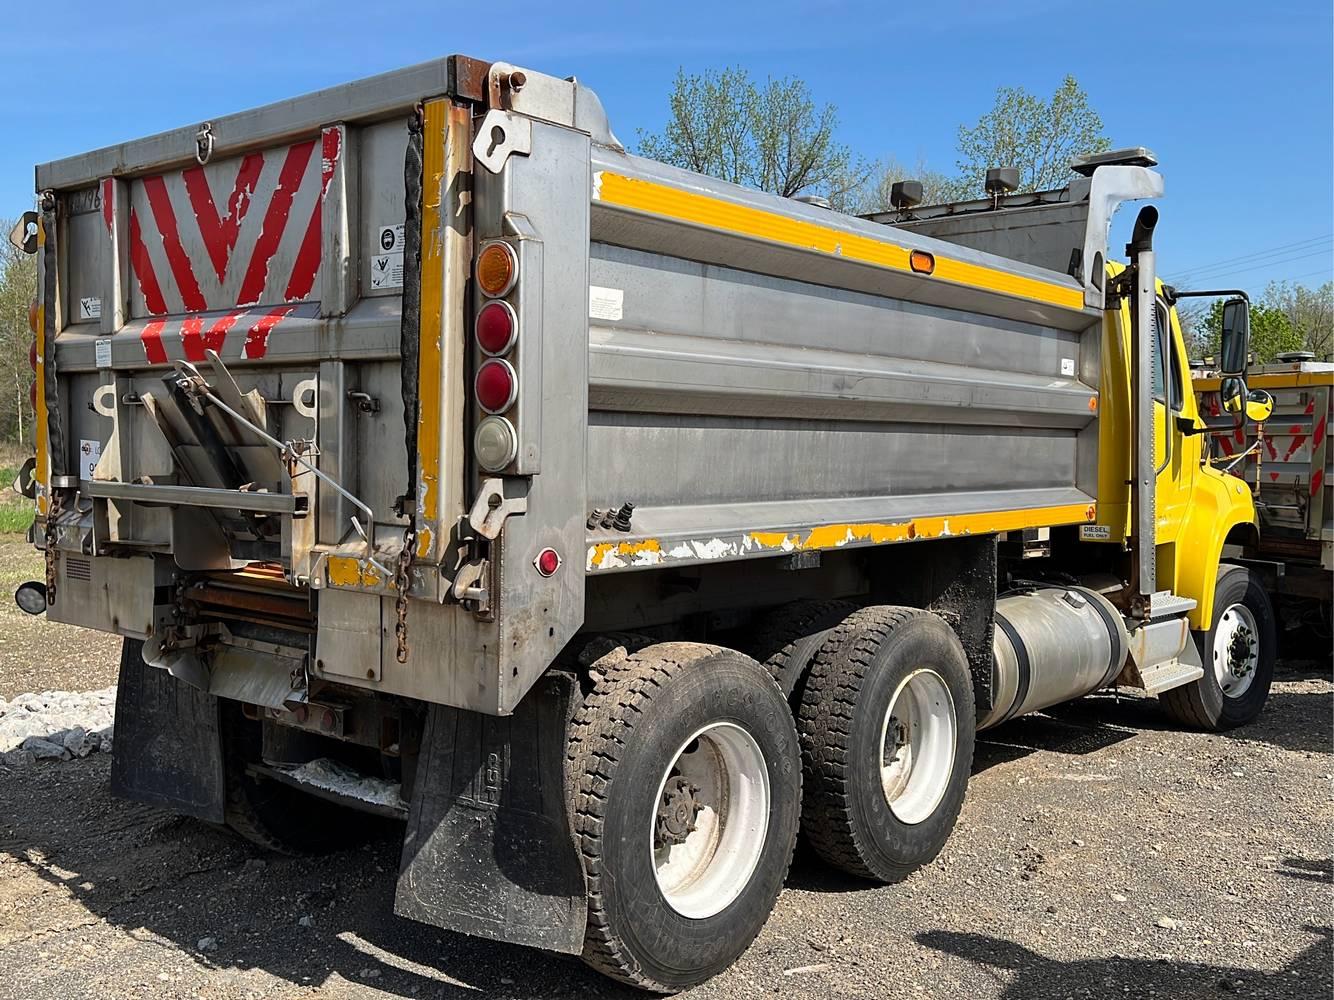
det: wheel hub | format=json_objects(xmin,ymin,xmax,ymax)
[
  {"xmin": 656, "ymin": 775, "xmax": 701, "ymax": 846},
  {"xmin": 1212, "ymin": 603, "xmax": 1260, "ymax": 697}
]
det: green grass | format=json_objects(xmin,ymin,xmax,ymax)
[{"xmin": 0, "ymin": 441, "xmax": 37, "ymax": 536}]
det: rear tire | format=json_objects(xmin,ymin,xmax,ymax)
[
  {"xmin": 569, "ymin": 643, "xmax": 801, "ymax": 992},
  {"xmin": 744, "ymin": 599, "xmax": 859, "ymax": 703},
  {"xmin": 1160, "ymin": 565, "xmax": 1275, "ymax": 731},
  {"xmin": 798, "ymin": 607, "xmax": 974, "ymax": 883}
]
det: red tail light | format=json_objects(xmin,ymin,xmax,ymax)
[
  {"xmin": 28, "ymin": 343, "xmax": 37, "ymax": 372},
  {"xmin": 28, "ymin": 381, "xmax": 37, "ymax": 408},
  {"xmin": 27, "ymin": 300, "xmax": 39, "ymax": 335},
  {"xmin": 475, "ymin": 359, "xmax": 517, "ymax": 413},
  {"xmin": 476, "ymin": 300, "xmax": 517, "ymax": 355}
]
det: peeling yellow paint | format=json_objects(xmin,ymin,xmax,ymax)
[
  {"xmin": 35, "ymin": 216, "xmax": 47, "ymax": 517},
  {"xmin": 588, "ymin": 503, "xmax": 1097, "ymax": 572},
  {"xmin": 326, "ymin": 556, "xmax": 363, "ymax": 587},
  {"xmin": 590, "ymin": 538, "xmax": 663, "ymax": 565},
  {"xmin": 415, "ymin": 527, "xmax": 433, "ymax": 560},
  {"xmin": 327, "ymin": 556, "xmax": 383, "ymax": 589},
  {"xmin": 414, "ymin": 98, "xmax": 447, "ymax": 563}
]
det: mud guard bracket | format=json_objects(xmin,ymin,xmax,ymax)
[
  {"xmin": 394, "ymin": 671, "xmax": 586, "ymax": 954},
  {"xmin": 110, "ymin": 639, "xmax": 226, "ymax": 822}
]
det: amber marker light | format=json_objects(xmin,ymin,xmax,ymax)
[{"xmin": 476, "ymin": 241, "xmax": 518, "ymax": 297}]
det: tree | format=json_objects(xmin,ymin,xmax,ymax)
[
  {"xmin": 0, "ymin": 222, "xmax": 37, "ymax": 444},
  {"xmin": 954, "ymin": 76, "xmax": 1110, "ymax": 196},
  {"xmin": 639, "ymin": 68, "xmax": 863, "ymax": 202},
  {"xmin": 1265, "ymin": 280, "xmax": 1333, "ymax": 360},
  {"xmin": 1194, "ymin": 297, "xmax": 1303, "ymax": 365},
  {"xmin": 828, "ymin": 156, "xmax": 962, "ymax": 215}
]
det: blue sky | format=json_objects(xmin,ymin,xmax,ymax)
[{"xmin": 2, "ymin": 0, "xmax": 1330, "ymax": 292}]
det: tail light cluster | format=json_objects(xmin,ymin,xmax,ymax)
[{"xmin": 473, "ymin": 240, "xmax": 520, "ymax": 472}]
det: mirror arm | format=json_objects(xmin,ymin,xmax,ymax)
[{"xmin": 1175, "ymin": 417, "xmax": 1208, "ymax": 437}]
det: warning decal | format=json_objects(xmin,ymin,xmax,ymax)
[{"xmin": 370, "ymin": 223, "xmax": 405, "ymax": 290}]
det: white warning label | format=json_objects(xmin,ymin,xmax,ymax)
[
  {"xmin": 371, "ymin": 223, "xmax": 406, "ymax": 290},
  {"xmin": 94, "ymin": 338, "xmax": 113, "ymax": 368},
  {"xmin": 589, "ymin": 285, "xmax": 624, "ymax": 322},
  {"xmin": 79, "ymin": 439, "xmax": 102, "ymax": 482},
  {"xmin": 79, "ymin": 296, "xmax": 102, "ymax": 321}
]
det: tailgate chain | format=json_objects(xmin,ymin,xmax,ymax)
[
  {"xmin": 43, "ymin": 492, "xmax": 61, "ymax": 606},
  {"xmin": 394, "ymin": 527, "xmax": 415, "ymax": 663}
]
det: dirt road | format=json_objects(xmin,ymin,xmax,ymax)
[{"xmin": 1, "ymin": 651, "xmax": 1328, "ymax": 999}]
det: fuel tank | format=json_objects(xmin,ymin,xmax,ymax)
[{"xmin": 979, "ymin": 586, "xmax": 1129, "ymax": 730}]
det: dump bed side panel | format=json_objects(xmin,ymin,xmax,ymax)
[{"xmin": 582, "ymin": 153, "xmax": 1102, "ymax": 573}]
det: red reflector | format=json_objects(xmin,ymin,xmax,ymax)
[
  {"xmin": 535, "ymin": 547, "xmax": 561, "ymax": 577},
  {"xmin": 28, "ymin": 381, "xmax": 36, "ymax": 408},
  {"xmin": 28, "ymin": 342, "xmax": 37, "ymax": 372},
  {"xmin": 476, "ymin": 300, "xmax": 517, "ymax": 355},
  {"xmin": 475, "ymin": 358, "xmax": 517, "ymax": 413}
]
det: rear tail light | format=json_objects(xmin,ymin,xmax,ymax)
[
  {"xmin": 28, "ymin": 381, "xmax": 36, "ymax": 408},
  {"xmin": 475, "ymin": 300, "xmax": 517, "ymax": 355},
  {"xmin": 28, "ymin": 343, "xmax": 36, "ymax": 372},
  {"xmin": 475, "ymin": 358, "xmax": 517, "ymax": 413},
  {"xmin": 476, "ymin": 241, "xmax": 518, "ymax": 297},
  {"xmin": 474, "ymin": 415, "xmax": 518, "ymax": 471},
  {"xmin": 27, "ymin": 300, "xmax": 39, "ymax": 335}
]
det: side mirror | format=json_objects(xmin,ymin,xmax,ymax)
[
  {"xmin": 7, "ymin": 212, "xmax": 39, "ymax": 256},
  {"xmin": 1244, "ymin": 388, "xmax": 1274, "ymax": 424},
  {"xmin": 1220, "ymin": 376, "xmax": 1246, "ymax": 414},
  {"xmin": 1219, "ymin": 297, "xmax": 1250, "ymax": 375}
]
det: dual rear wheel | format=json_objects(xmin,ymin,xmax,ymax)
[{"xmin": 567, "ymin": 610, "xmax": 975, "ymax": 991}]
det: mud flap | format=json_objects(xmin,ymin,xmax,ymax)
[
  {"xmin": 394, "ymin": 671, "xmax": 587, "ymax": 954},
  {"xmin": 110, "ymin": 639, "xmax": 226, "ymax": 823}
]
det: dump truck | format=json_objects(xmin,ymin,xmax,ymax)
[
  {"xmin": 1194, "ymin": 353, "xmax": 1332, "ymax": 653},
  {"xmin": 13, "ymin": 55, "xmax": 1281, "ymax": 992}
]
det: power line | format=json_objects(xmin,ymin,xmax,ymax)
[
  {"xmin": 1178, "ymin": 250, "xmax": 1333, "ymax": 286},
  {"xmin": 1165, "ymin": 234, "xmax": 1333, "ymax": 282}
]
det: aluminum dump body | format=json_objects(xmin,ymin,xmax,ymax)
[{"xmin": 31, "ymin": 56, "xmax": 1118, "ymax": 713}]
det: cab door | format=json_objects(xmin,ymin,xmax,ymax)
[{"xmin": 1152, "ymin": 295, "xmax": 1196, "ymax": 540}]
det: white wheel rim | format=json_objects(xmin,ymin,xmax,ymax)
[
  {"xmin": 1213, "ymin": 603, "xmax": 1259, "ymax": 698},
  {"xmin": 878, "ymin": 668, "xmax": 957, "ymax": 825},
  {"xmin": 650, "ymin": 722, "xmax": 770, "ymax": 919}
]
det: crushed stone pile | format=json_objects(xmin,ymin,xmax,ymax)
[{"xmin": 0, "ymin": 687, "xmax": 115, "ymax": 766}]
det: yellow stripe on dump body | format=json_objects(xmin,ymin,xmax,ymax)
[
  {"xmin": 414, "ymin": 98, "xmax": 448, "ymax": 561},
  {"xmin": 35, "ymin": 217, "xmax": 48, "ymax": 517},
  {"xmin": 593, "ymin": 171, "xmax": 1086, "ymax": 311},
  {"xmin": 586, "ymin": 503, "xmax": 1097, "ymax": 571}
]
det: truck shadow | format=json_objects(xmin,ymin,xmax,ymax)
[
  {"xmin": 916, "ymin": 925, "xmax": 1332, "ymax": 999},
  {"xmin": 1, "ymin": 757, "xmax": 614, "ymax": 999}
]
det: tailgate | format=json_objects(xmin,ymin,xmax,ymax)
[{"xmin": 33, "ymin": 60, "xmax": 474, "ymax": 587}]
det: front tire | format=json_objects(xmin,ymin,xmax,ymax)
[
  {"xmin": 568, "ymin": 643, "xmax": 801, "ymax": 992},
  {"xmin": 1161, "ymin": 565, "xmax": 1275, "ymax": 731},
  {"xmin": 798, "ymin": 607, "xmax": 975, "ymax": 883}
]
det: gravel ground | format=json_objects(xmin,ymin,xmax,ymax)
[
  {"xmin": 0, "ymin": 656, "xmax": 1328, "ymax": 1000},
  {"xmin": 0, "ymin": 540, "xmax": 120, "ymax": 699}
]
